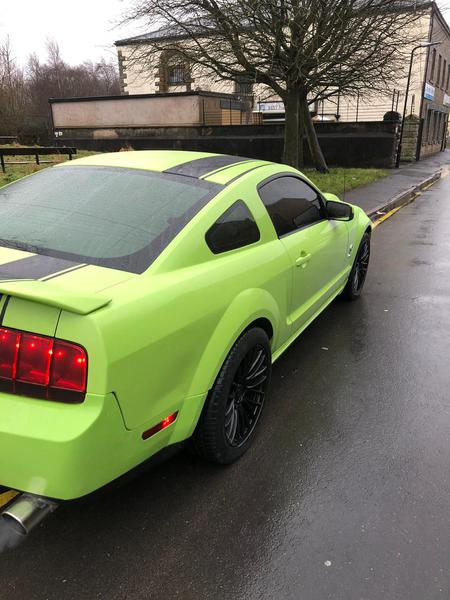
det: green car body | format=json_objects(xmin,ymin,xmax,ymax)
[{"xmin": 0, "ymin": 151, "xmax": 371, "ymax": 500}]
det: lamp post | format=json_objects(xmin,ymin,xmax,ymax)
[{"xmin": 395, "ymin": 40, "xmax": 442, "ymax": 168}]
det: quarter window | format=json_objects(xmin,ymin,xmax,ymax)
[
  {"xmin": 258, "ymin": 176, "xmax": 325, "ymax": 237},
  {"xmin": 206, "ymin": 201, "xmax": 260, "ymax": 254}
]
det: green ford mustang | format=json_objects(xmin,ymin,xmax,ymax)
[{"xmin": 0, "ymin": 151, "xmax": 371, "ymax": 525}]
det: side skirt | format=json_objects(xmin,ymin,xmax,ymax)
[{"xmin": 272, "ymin": 282, "xmax": 347, "ymax": 363}]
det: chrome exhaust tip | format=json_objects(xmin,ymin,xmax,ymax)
[{"xmin": 2, "ymin": 494, "xmax": 57, "ymax": 536}]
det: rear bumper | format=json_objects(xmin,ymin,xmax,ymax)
[
  {"xmin": 0, "ymin": 392, "xmax": 126, "ymax": 500},
  {"xmin": 0, "ymin": 392, "xmax": 172, "ymax": 500},
  {"xmin": 0, "ymin": 389, "xmax": 207, "ymax": 500}
]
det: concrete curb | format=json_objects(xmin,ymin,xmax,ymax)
[{"xmin": 367, "ymin": 169, "xmax": 442, "ymax": 220}]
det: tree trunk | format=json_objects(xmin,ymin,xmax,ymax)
[
  {"xmin": 299, "ymin": 96, "xmax": 329, "ymax": 173},
  {"xmin": 283, "ymin": 88, "xmax": 304, "ymax": 169}
]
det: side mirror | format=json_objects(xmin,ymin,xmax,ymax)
[{"xmin": 326, "ymin": 200, "xmax": 354, "ymax": 221}]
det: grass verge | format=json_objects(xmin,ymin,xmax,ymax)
[
  {"xmin": 305, "ymin": 167, "xmax": 389, "ymax": 195},
  {"xmin": 0, "ymin": 150, "xmax": 97, "ymax": 188}
]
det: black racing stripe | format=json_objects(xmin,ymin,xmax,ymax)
[
  {"xmin": 0, "ymin": 255, "xmax": 82, "ymax": 281},
  {"xmin": 0, "ymin": 295, "xmax": 10, "ymax": 325},
  {"xmin": 199, "ymin": 159, "xmax": 256, "ymax": 179},
  {"xmin": 165, "ymin": 155, "xmax": 250, "ymax": 178},
  {"xmin": 225, "ymin": 163, "xmax": 269, "ymax": 186}
]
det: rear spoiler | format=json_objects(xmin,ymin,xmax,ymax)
[{"xmin": 0, "ymin": 280, "xmax": 112, "ymax": 315}]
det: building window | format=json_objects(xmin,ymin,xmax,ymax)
[
  {"xmin": 437, "ymin": 54, "xmax": 442, "ymax": 86},
  {"xmin": 433, "ymin": 111, "xmax": 440, "ymax": 142},
  {"xmin": 234, "ymin": 76, "xmax": 253, "ymax": 96},
  {"xmin": 430, "ymin": 48, "xmax": 436, "ymax": 81},
  {"xmin": 446, "ymin": 65, "xmax": 450, "ymax": 92},
  {"xmin": 439, "ymin": 113, "xmax": 444, "ymax": 143},
  {"xmin": 158, "ymin": 50, "xmax": 190, "ymax": 92},
  {"xmin": 168, "ymin": 64, "xmax": 187, "ymax": 85},
  {"xmin": 423, "ymin": 109, "xmax": 432, "ymax": 145}
]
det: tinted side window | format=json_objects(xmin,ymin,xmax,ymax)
[
  {"xmin": 206, "ymin": 201, "xmax": 260, "ymax": 254},
  {"xmin": 258, "ymin": 176, "xmax": 324, "ymax": 237}
]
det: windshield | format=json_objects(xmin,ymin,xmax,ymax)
[{"xmin": 0, "ymin": 166, "xmax": 220, "ymax": 273}]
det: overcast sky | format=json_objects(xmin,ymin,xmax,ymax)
[
  {"xmin": 0, "ymin": 0, "xmax": 140, "ymax": 66},
  {"xmin": 2, "ymin": 1, "xmax": 450, "ymax": 69}
]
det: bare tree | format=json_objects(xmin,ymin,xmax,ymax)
[
  {"xmin": 0, "ymin": 37, "xmax": 27, "ymax": 136},
  {"xmin": 26, "ymin": 42, "xmax": 121, "ymax": 136},
  {"xmin": 123, "ymin": 0, "xmax": 428, "ymax": 171},
  {"xmin": 0, "ymin": 39, "xmax": 121, "ymax": 141}
]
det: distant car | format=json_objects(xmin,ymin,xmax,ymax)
[{"xmin": 0, "ymin": 151, "xmax": 371, "ymax": 519}]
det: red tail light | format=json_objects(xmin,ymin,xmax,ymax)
[
  {"xmin": 0, "ymin": 327, "xmax": 87, "ymax": 402},
  {"xmin": 0, "ymin": 329, "xmax": 20, "ymax": 380},
  {"xmin": 17, "ymin": 334, "xmax": 53, "ymax": 386},
  {"xmin": 51, "ymin": 340, "xmax": 87, "ymax": 392}
]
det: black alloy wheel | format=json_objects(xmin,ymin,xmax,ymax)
[
  {"xmin": 343, "ymin": 232, "xmax": 371, "ymax": 300},
  {"xmin": 224, "ymin": 344, "xmax": 269, "ymax": 447},
  {"xmin": 193, "ymin": 327, "xmax": 272, "ymax": 464}
]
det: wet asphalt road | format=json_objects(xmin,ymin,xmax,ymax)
[{"xmin": 1, "ymin": 177, "xmax": 450, "ymax": 600}]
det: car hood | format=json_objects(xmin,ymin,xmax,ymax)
[{"xmin": 0, "ymin": 248, "xmax": 136, "ymax": 315}]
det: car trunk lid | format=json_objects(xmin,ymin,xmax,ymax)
[{"xmin": 0, "ymin": 248, "xmax": 135, "ymax": 334}]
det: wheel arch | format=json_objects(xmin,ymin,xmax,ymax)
[
  {"xmin": 243, "ymin": 317, "xmax": 274, "ymax": 341},
  {"xmin": 186, "ymin": 288, "xmax": 280, "ymax": 399},
  {"xmin": 348, "ymin": 205, "xmax": 372, "ymax": 252}
]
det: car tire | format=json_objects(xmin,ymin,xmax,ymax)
[
  {"xmin": 193, "ymin": 327, "xmax": 272, "ymax": 464},
  {"xmin": 342, "ymin": 232, "xmax": 371, "ymax": 300}
]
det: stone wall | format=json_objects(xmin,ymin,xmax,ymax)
[
  {"xmin": 55, "ymin": 121, "xmax": 399, "ymax": 168},
  {"xmin": 401, "ymin": 116, "xmax": 421, "ymax": 162}
]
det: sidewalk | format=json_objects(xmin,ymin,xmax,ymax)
[{"xmin": 342, "ymin": 150, "xmax": 450, "ymax": 218}]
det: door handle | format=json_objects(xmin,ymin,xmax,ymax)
[{"xmin": 296, "ymin": 252, "xmax": 312, "ymax": 267}]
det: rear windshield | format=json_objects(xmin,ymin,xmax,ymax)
[{"xmin": 0, "ymin": 166, "xmax": 220, "ymax": 273}]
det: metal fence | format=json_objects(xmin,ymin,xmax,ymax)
[
  {"xmin": 317, "ymin": 89, "xmax": 406, "ymax": 122},
  {"xmin": 201, "ymin": 90, "xmax": 407, "ymax": 126}
]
